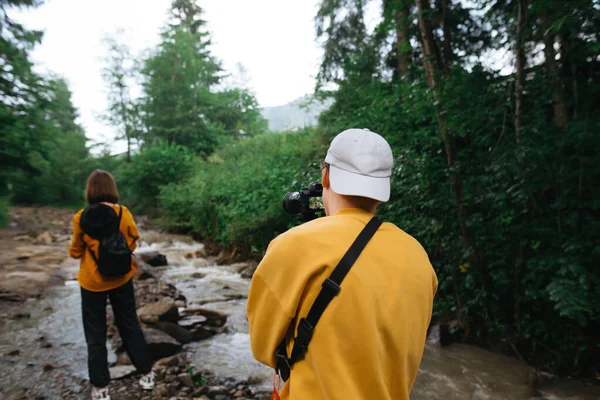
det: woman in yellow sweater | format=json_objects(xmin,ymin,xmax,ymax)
[{"xmin": 69, "ymin": 170, "xmax": 154, "ymax": 400}]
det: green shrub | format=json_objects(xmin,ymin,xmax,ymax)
[
  {"xmin": 160, "ymin": 129, "xmax": 320, "ymax": 253},
  {"xmin": 116, "ymin": 142, "xmax": 195, "ymax": 214},
  {"xmin": 9, "ymin": 131, "xmax": 92, "ymax": 206}
]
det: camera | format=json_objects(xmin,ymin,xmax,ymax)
[{"xmin": 283, "ymin": 182, "xmax": 325, "ymax": 222}]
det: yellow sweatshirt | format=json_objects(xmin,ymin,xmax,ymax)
[
  {"xmin": 69, "ymin": 204, "xmax": 139, "ymax": 292},
  {"xmin": 247, "ymin": 208, "xmax": 437, "ymax": 400}
]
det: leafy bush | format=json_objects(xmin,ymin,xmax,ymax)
[
  {"xmin": 8, "ymin": 131, "xmax": 91, "ymax": 207},
  {"xmin": 160, "ymin": 129, "xmax": 320, "ymax": 253},
  {"xmin": 116, "ymin": 142, "xmax": 195, "ymax": 214},
  {"xmin": 316, "ymin": 64, "xmax": 600, "ymax": 375}
]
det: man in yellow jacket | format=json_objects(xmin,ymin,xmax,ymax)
[{"xmin": 247, "ymin": 128, "xmax": 438, "ymax": 400}]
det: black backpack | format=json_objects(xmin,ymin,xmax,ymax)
[{"xmin": 84, "ymin": 206, "xmax": 132, "ymax": 278}]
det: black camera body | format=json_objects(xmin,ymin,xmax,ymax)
[{"xmin": 283, "ymin": 182, "xmax": 325, "ymax": 222}]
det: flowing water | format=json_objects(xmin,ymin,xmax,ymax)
[{"xmin": 0, "ymin": 231, "xmax": 598, "ymax": 399}]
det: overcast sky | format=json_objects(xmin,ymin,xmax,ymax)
[{"xmin": 10, "ymin": 0, "xmax": 328, "ymax": 150}]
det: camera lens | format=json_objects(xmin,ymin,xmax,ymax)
[
  {"xmin": 307, "ymin": 182, "xmax": 323, "ymax": 195},
  {"xmin": 283, "ymin": 192, "xmax": 303, "ymax": 214}
]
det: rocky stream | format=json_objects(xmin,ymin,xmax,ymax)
[{"xmin": 0, "ymin": 207, "xmax": 598, "ymax": 400}]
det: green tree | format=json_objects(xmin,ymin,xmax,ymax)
[
  {"xmin": 1, "ymin": 1, "xmax": 93, "ymax": 207},
  {"xmin": 140, "ymin": 0, "xmax": 265, "ymax": 154},
  {"xmin": 0, "ymin": 0, "xmax": 46, "ymax": 195},
  {"xmin": 9, "ymin": 77, "xmax": 91, "ymax": 205},
  {"xmin": 102, "ymin": 34, "xmax": 141, "ymax": 162}
]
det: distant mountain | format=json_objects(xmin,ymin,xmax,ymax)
[{"xmin": 261, "ymin": 95, "xmax": 333, "ymax": 132}]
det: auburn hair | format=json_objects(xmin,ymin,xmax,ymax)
[{"xmin": 86, "ymin": 170, "xmax": 119, "ymax": 205}]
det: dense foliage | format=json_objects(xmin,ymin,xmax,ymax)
[
  {"xmin": 159, "ymin": 128, "xmax": 320, "ymax": 254},
  {"xmin": 313, "ymin": 0, "xmax": 600, "ymax": 376},
  {"xmin": 117, "ymin": 142, "xmax": 196, "ymax": 214},
  {"xmin": 1, "ymin": 1, "xmax": 91, "ymax": 209}
]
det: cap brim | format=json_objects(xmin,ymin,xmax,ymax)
[{"xmin": 329, "ymin": 165, "xmax": 390, "ymax": 202}]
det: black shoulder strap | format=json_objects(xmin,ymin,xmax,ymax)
[
  {"xmin": 87, "ymin": 206, "xmax": 123, "ymax": 266},
  {"xmin": 117, "ymin": 205, "xmax": 123, "ymax": 226},
  {"xmin": 276, "ymin": 216, "xmax": 383, "ymax": 380}
]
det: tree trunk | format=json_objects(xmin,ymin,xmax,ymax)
[
  {"xmin": 415, "ymin": 0, "xmax": 479, "ymax": 266},
  {"xmin": 396, "ymin": 1, "xmax": 412, "ymax": 78},
  {"xmin": 541, "ymin": 11, "xmax": 568, "ymax": 129},
  {"xmin": 436, "ymin": 0, "xmax": 453, "ymax": 68},
  {"xmin": 514, "ymin": 0, "xmax": 527, "ymax": 141},
  {"xmin": 118, "ymin": 86, "xmax": 131, "ymax": 163}
]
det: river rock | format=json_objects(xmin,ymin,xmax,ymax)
[
  {"xmin": 180, "ymin": 308, "xmax": 228, "ymax": 327},
  {"xmin": 110, "ymin": 365, "xmax": 137, "ymax": 380},
  {"xmin": 42, "ymin": 363, "xmax": 55, "ymax": 371},
  {"xmin": 134, "ymin": 279, "xmax": 183, "ymax": 307},
  {"xmin": 247, "ymin": 375, "xmax": 264, "ymax": 385},
  {"xmin": 427, "ymin": 324, "xmax": 452, "ymax": 346},
  {"xmin": 13, "ymin": 235, "xmax": 33, "ymax": 242},
  {"xmin": 113, "ymin": 328, "xmax": 182, "ymax": 361},
  {"xmin": 178, "ymin": 373, "xmax": 194, "ymax": 388},
  {"xmin": 184, "ymin": 249, "xmax": 206, "ymax": 259},
  {"xmin": 145, "ymin": 328, "xmax": 182, "ymax": 360},
  {"xmin": 156, "ymin": 355, "xmax": 181, "ymax": 367},
  {"xmin": 0, "ymin": 269, "xmax": 59, "ymax": 297},
  {"xmin": 237, "ymin": 261, "xmax": 258, "ymax": 279},
  {"xmin": 35, "ymin": 231, "xmax": 52, "ymax": 245},
  {"xmin": 133, "ymin": 256, "xmax": 156, "ymax": 281},
  {"xmin": 137, "ymin": 297, "xmax": 180, "ymax": 323},
  {"xmin": 178, "ymin": 315, "xmax": 207, "ymax": 328},
  {"xmin": 0, "ymin": 291, "xmax": 24, "ymax": 303},
  {"xmin": 154, "ymin": 383, "xmax": 169, "ymax": 397},
  {"xmin": 207, "ymin": 386, "xmax": 229, "ymax": 396},
  {"xmin": 140, "ymin": 314, "xmax": 160, "ymax": 324},
  {"xmin": 140, "ymin": 251, "xmax": 168, "ymax": 267},
  {"xmin": 188, "ymin": 325, "xmax": 221, "ymax": 341},
  {"xmin": 53, "ymin": 234, "xmax": 71, "ymax": 243},
  {"xmin": 115, "ymin": 352, "xmax": 132, "ymax": 366},
  {"xmin": 155, "ymin": 321, "xmax": 193, "ymax": 344},
  {"xmin": 5, "ymin": 348, "xmax": 20, "ymax": 356}
]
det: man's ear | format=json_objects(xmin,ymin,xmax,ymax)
[{"xmin": 322, "ymin": 167, "xmax": 330, "ymax": 189}]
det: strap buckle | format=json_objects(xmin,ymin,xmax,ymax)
[
  {"xmin": 275, "ymin": 349, "xmax": 292, "ymax": 370},
  {"xmin": 296, "ymin": 318, "xmax": 314, "ymax": 348},
  {"xmin": 322, "ymin": 278, "xmax": 341, "ymax": 296}
]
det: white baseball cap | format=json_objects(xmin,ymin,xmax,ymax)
[{"xmin": 324, "ymin": 128, "xmax": 393, "ymax": 202}]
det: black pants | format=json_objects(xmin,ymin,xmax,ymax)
[{"xmin": 81, "ymin": 279, "xmax": 152, "ymax": 388}]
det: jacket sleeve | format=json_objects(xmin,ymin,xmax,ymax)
[
  {"xmin": 246, "ymin": 234, "xmax": 308, "ymax": 369},
  {"xmin": 125, "ymin": 207, "xmax": 140, "ymax": 251},
  {"xmin": 68, "ymin": 211, "xmax": 85, "ymax": 259}
]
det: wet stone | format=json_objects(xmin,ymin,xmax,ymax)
[
  {"xmin": 178, "ymin": 372, "xmax": 194, "ymax": 388},
  {"xmin": 208, "ymin": 385, "xmax": 229, "ymax": 396}
]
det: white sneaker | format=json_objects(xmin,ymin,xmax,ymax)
[
  {"xmin": 139, "ymin": 371, "xmax": 155, "ymax": 390},
  {"xmin": 91, "ymin": 386, "xmax": 111, "ymax": 400}
]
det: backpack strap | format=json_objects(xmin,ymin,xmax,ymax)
[
  {"xmin": 275, "ymin": 216, "xmax": 383, "ymax": 381},
  {"xmin": 117, "ymin": 205, "xmax": 123, "ymax": 226},
  {"xmin": 88, "ymin": 246, "xmax": 99, "ymax": 265},
  {"xmin": 87, "ymin": 206, "xmax": 123, "ymax": 267}
]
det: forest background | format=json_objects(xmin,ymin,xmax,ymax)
[{"xmin": 1, "ymin": 0, "xmax": 599, "ymax": 379}]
